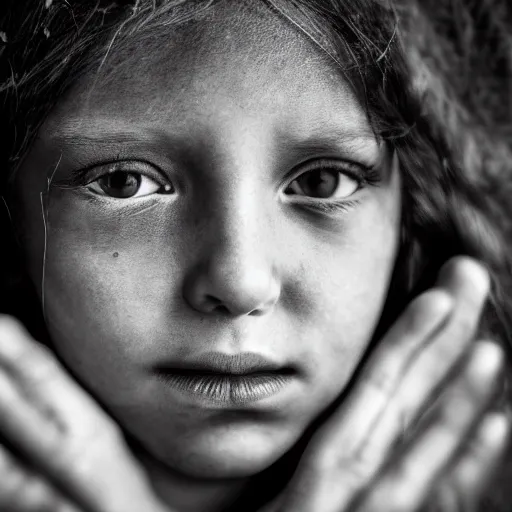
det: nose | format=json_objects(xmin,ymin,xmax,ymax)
[{"xmin": 182, "ymin": 213, "xmax": 281, "ymax": 318}]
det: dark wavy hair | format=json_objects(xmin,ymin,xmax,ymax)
[{"xmin": 1, "ymin": 0, "xmax": 512, "ymax": 509}]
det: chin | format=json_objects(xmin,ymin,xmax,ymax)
[{"xmin": 157, "ymin": 426, "xmax": 297, "ymax": 480}]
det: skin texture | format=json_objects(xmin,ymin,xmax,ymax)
[
  {"xmin": 12, "ymin": 0, "xmax": 401, "ymax": 490},
  {"xmin": 0, "ymin": 258, "xmax": 505, "ymax": 512}
]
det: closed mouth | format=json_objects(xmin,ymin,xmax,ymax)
[
  {"xmin": 154, "ymin": 352, "xmax": 296, "ymax": 404},
  {"xmin": 156, "ymin": 369, "xmax": 295, "ymax": 404}
]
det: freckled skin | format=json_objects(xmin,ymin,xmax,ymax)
[{"xmin": 12, "ymin": 0, "xmax": 401, "ymax": 484}]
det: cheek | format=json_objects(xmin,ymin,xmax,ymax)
[
  {"xmin": 22, "ymin": 192, "xmax": 189, "ymax": 389},
  {"xmin": 286, "ymin": 199, "xmax": 400, "ymax": 407},
  {"xmin": 300, "ymin": 248, "xmax": 395, "ymax": 384}
]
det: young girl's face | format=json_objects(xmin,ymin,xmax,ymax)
[{"xmin": 13, "ymin": 3, "xmax": 401, "ymax": 479}]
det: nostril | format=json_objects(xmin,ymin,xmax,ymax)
[
  {"xmin": 213, "ymin": 304, "xmax": 230, "ymax": 315},
  {"xmin": 205, "ymin": 295, "xmax": 230, "ymax": 315}
]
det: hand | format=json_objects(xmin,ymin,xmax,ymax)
[
  {"xmin": 263, "ymin": 256, "xmax": 509, "ymax": 512},
  {"xmin": 0, "ymin": 316, "xmax": 170, "ymax": 512}
]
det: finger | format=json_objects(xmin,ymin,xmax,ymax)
[
  {"xmin": 380, "ymin": 259, "xmax": 494, "ymax": 443},
  {"xmin": 290, "ymin": 259, "xmax": 488, "ymax": 500},
  {"xmin": 0, "ymin": 315, "xmax": 117, "ymax": 437},
  {"xmin": 0, "ymin": 443, "xmax": 81, "ymax": 512},
  {"xmin": 0, "ymin": 366, "xmax": 95, "ymax": 510},
  {"xmin": 356, "ymin": 257, "xmax": 490, "ymax": 435},
  {"xmin": 0, "ymin": 317, "xmax": 167, "ymax": 512},
  {"xmin": 318, "ymin": 257, "xmax": 487, "ymax": 448},
  {"xmin": 431, "ymin": 412, "xmax": 509, "ymax": 512},
  {"xmin": 357, "ymin": 340, "xmax": 503, "ymax": 512},
  {"xmin": 424, "ymin": 256, "xmax": 491, "ymax": 360},
  {"xmin": 364, "ymin": 256, "xmax": 490, "ymax": 395}
]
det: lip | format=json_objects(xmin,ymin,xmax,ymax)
[{"xmin": 154, "ymin": 352, "xmax": 296, "ymax": 405}]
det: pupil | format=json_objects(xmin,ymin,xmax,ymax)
[
  {"xmin": 100, "ymin": 172, "xmax": 141, "ymax": 198},
  {"xmin": 299, "ymin": 170, "xmax": 338, "ymax": 198}
]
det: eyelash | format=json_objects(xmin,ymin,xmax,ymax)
[
  {"xmin": 56, "ymin": 157, "xmax": 381, "ymax": 215},
  {"xmin": 56, "ymin": 159, "xmax": 171, "ymax": 192},
  {"xmin": 283, "ymin": 159, "xmax": 382, "ymax": 213}
]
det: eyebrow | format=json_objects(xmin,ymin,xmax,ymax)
[
  {"xmin": 53, "ymin": 129, "xmax": 380, "ymax": 149},
  {"xmin": 50, "ymin": 130, "xmax": 165, "ymax": 149},
  {"xmin": 278, "ymin": 130, "xmax": 383, "ymax": 165},
  {"xmin": 50, "ymin": 124, "xmax": 383, "ymax": 169},
  {"xmin": 284, "ymin": 134, "xmax": 378, "ymax": 154}
]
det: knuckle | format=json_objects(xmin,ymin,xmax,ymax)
[
  {"xmin": 362, "ymin": 350, "xmax": 407, "ymax": 396},
  {"xmin": 342, "ymin": 457, "xmax": 378, "ymax": 491},
  {"xmin": 364, "ymin": 365, "xmax": 396, "ymax": 396}
]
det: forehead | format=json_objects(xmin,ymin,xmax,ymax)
[{"xmin": 46, "ymin": 1, "xmax": 373, "ymax": 146}]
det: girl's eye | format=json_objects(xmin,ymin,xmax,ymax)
[
  {"xmin": 284, "ymin": 168, "xmax": 359, "ymax": 199},
  {"xmin": 88, "ymin": 171, "xmax": 166, "ymax": 198}
]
